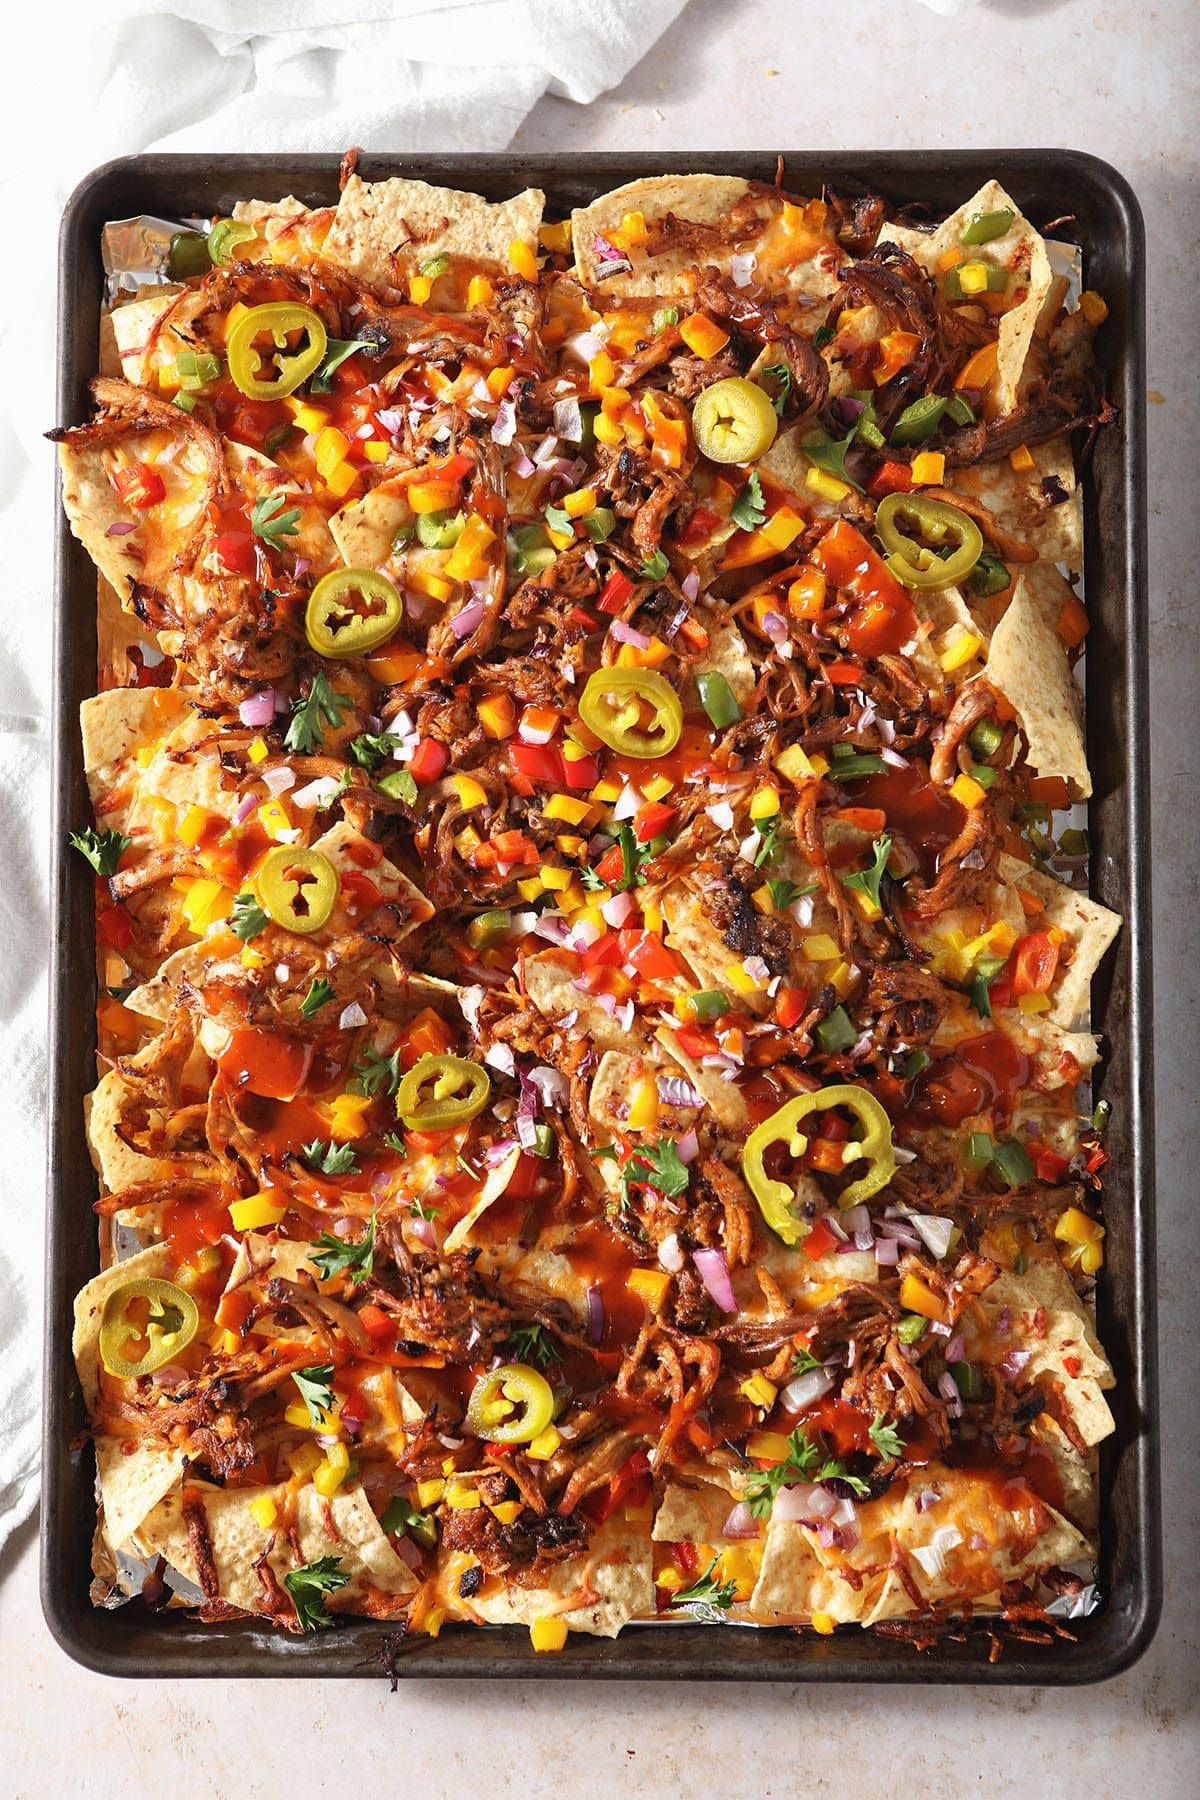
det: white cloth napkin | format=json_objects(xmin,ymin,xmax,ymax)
[{"xmin": 0, "ymin": 0, "xmax": 689, "ymax": 1559}]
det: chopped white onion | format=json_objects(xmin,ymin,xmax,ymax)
[
  {"xmin": 780, "ymin": 1366, "xmax": 834, "ymax": 1412},
  {"xmin": 338, "ymin": 1001, "xmax": 368, "ymax": 1031},
  {"xmin": 657, "ymin": 1233, "xmax": 685, "ymax": 1274}
]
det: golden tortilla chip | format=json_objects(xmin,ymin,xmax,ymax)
[
  {"xmin": 137, "ymin": 1479, "xmax": 415, "ymax": 1616},
  {"xmin": 975, "ymin": 1258, "xmax": 1115, "ymax": 1447},
  {"xmin": 983, "ymin": 565, "xmax": 1090, "ymax": 798},
  {"xmin": 751, "ymin": 1516, "xmax": 880, "ymax": 1622},
  {"xmin": 948, "ymin": 436, "xmax": 1082, "ymax": 570},
  {"xmin": 329, "ymin": 477, "xmax": 415, "ymax": 569},
  {"xmin": 467, "ymin": 1518, "xmax": 652, "ymax": 1638},
  {"xmin": 692, "ymin": 616, "xmax": 757, "ymax": 707},
  {"xmin": 652, "ymin": 1473, "xmax": 739, "ymax": 1544},
  {"xmin": 324, "ymin": 175, "xmax": 544, "ymax": 288},
  {"xmin": 999, "ymin": 854, "xmax": 1122, "ymax": 1027},
  {"xmin": 571, "ymin": 175, "xmax": 755, "ymax": 297},
  {"xmin": 85, "ymin": 1069, "xmax": 186, "ymax": 1196},
  {"xmin": 523, "ymin": 950, "xmax": 637, "ymax": 1050}
]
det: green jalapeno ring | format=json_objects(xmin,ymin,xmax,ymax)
[
  {"xmin": 874, "ymin": 491, "xmax": 984, "ymax": 591},
  {"xmin": 742, "ymin": 1083, "xmax": 897, "ymax": 1244},
  {"xmin": 257, "ymin": 845, "xmax": 340, "ymax": 935},
  {"xmin": 207, "ymin": 218, "xmax": 258, "ymax": 266},
  {"xmin": 99, "ymin": 1278, "xmax": 201, "ymax": 1380},
  {"xmin": 305, "ymin": 568, "xmax": 404, "ymax": 658},
  {"xmin": 578, "ymin": 668, "xmax": 684, "ymax": 759},
  {"xmin": 396, "ymin": 1054, "xmax": 491, "ymax": 1130},
  {"xmin": 227, "ymin": 303, "xmax": 328, "ymax": 401},
  {"xmin": 465, "ymin": 1362, "xmax": 555, "ymax": 1444}
]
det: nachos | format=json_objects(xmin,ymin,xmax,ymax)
[{"xmin": 54, "ymin": 164, "xmax": 1119, "ymax": 1650}]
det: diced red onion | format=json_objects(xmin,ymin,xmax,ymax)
[
  {"xmin": 448, "ymin": 598, "xmax": 486, "ymax": 640},
  {"xmin": 106, "ymin": 520, "xmax": 137, "ymax": 537},
  {"xmin": 945, "ymin": 1333, "xmax": 965, "ymax": 1365},
  {"xmin": 512, "ymin": 452, "xmax": 537, "ymax": 478},
  {"xmin": 693, "ymin": 1246, "xmax": 737, "ymax": 1314},
  {"xmin": 533, "ymin": 433, "xmax": 559, "ymax": 467},
  {"xmin": 880, "ymin": 747, "xmax": 910, "ymax": 770},
  {"xmin": 657, "ymin": 1075, "xmax": 705, "ymax": 1109},
  {"xmin": 911, "ymin": 1214, "xmax": 954, "ymax": 1260},
  {"xmin": 997, "ymin": 1306, "xmax": 1012, "ymax": 1338},
  {"xmin": 615, "ymin": 999, "xmax": 635, "ymax": 1032},
  {"xmin": 915, "ymin": 1487, "xmax": 941, "ymax": 1514},
  {"xmin": 553, "ymin": 397, "xmax": 584, "ymax": 441},
  {"xmin": 393, "ymin": 1534, "xmax": 424, "ymax": 1570},
  {"xmin": 874, "ymin": 1235, "xmax": 900, "ymax": 1266},
  {"xmin": 531, "ymin": 912, "xmax": 569, "ymax": 944},
  {"xmin": 706, "ymin": 801, "xmax": 735, "ymax": 831},
  {"xmin": 853, "ymin": 1229, "xmax": 875, "ymax": 1252},
  {"xmin": 568, "ymin": 916, "xmax": 604, "ymax": 952},
  {"xmin": 832, "ymin": 1496, "xmax": 859, "ymax": 1529},
  {"xmin": 761, "ymin": 610, "xmax": 789, "ymax": 645},
  {"xmin": 528, "ymin": 1066, "xmax": 568, "ymax": 1109},
  {"xmin": 232, "ymin": 791, "xmax": 258, "ymax": 826},
  {"xmin": 491, "ymin": 400, "xmax": 517, "ymax": 446},
  {"xmin": 261, "ymin": 764, "xmax": 296, "ymax": 796},
  {"xmin": 878, "ymin": 1216, "xmax": 922, "ymax": 1248},
  {"xmin": 482, "ymin": 1136, "xmax": 519, "ymax": 1164},
  {"xmin": 675, "ymin": 1129, "xmax": 700, "ymax": 1165},
  {"xmin": 681, "ymin": 570, "xmax": 700, "ymax": 602},
  {"xmin": 780, "ymin": 1366, "xmax": 834, "ymax": 1412},
  {"xmin": 238, "ymin": 688, "xmax": 278, "ymax": 727},
  {"xmin": 516, "ymin": 1112, "xmax": 540, "ymax": 1150},
  {"xmin": 586, "ymin": 1285, "xmax": 605, "ymax": 1345},
  {"xmin": 720, "ymin": 1502, "xmax": 760, "ymax": 1540},
  {"xmin": 148, "ymin": 1363, "xmax": 188, "ymax": 1388},
  {"xmin": 937, "ymin": 1370, "xmax": 963, "ymax": 1418},
  {"xmin": 592, "ymin": 234, "xmax": 631, "ymax": 273},
  {"xmin": 1001, "ymin": 1349, "xmax": 1032, "ymax": 1381},
  {"xmin": 293, "ymin": 557, "xmax": 311, "ymax": 579},
  {"xmin": 773, "ymin": 1482, "xmax": 824, "ymax": 1524},
  {"xmin": 834, "ymin": 395, "xmax": 866, "ymax": 426},
  {"xmin": 609, "ymin": 618, "xmax": 652, "ymax": 650},
  {"xmin": 375, "ymin": 408, "xmax": 404, "ymax": 435},
  {"xmin": 291, "ymin": 775, "xmax": 341, "ymax": 810},
  {"xmin": 612, "ymin": 783, "xmax": 640, "ymax": 821},
  {"xmin": 409, "ymin": 1217, "xmax": 437, "ymax": 1251},
  {"xmin": 840, "ymin": 1204, "xmax": 870, "ymax": 1236},
  {"xmin": 600, "ymin": 889, "xmax": 636, "ymax": 928}
]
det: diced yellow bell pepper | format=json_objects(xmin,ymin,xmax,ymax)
[
  {"xmin": 762, "ymin": 506, "xmax": 805, "ymax": 550},
  {"xmin": 486, "ymin": 364, "xmax": 514, "ymax": 398},
  {"xmin": 828, "ymin": 959, "xmax": 858, "ymax": 999},
  {"xmin": 240, "ymin": 944, "xmax": 267, "ymax": 970},
  {"xmin": 455, "ymin": 824, "xmax": 483, "ymax": 859},
  {"xmin": 444, "ymin": 1482, "xmax": 482, "ymax": 1509},
  {"xmin": 589, "ymin": 353, "xmax": 617, "ymax": 393},
  {"xmin": 898, "ymin": 1273, "xmax": 947, "ymax": 1322},
  {"xmin": 256, "ymin": 798, "xmax": 293, "ymax": 841},
  {"xmin": 249, "ymin": 1494, "xmax": 278, "ymax": 1530},
  {"xmin": 593, "ymin": 410, "xmax": 624, "ymax": 445},
  {"xmin": 445, "ymin": 514, "xmax": 497, "ymax": 581},
  {"xmin": 314, "ymin": 426, "xmax": 351, "ymax": 481},
  {"xmin": 1009, "ymin": 444, "xmax": 1036, "ymax": 473},
  {"xmin": 950, "ymin": 772, "xmax": 988, "ymax": 809},
  {"xmin": 408, "ymin": 479, "xmax": 460, "ymax": 513},
  {"xmin": 627, "ymin": 1267, "xmax": 672, "ymax": 1311},
  {"xmin": 940, "ymin": 630, "xmax": 984, "ymax": 674},
  {"xmin": 530, "ymin": 1617, "xmax": 569, "ymax": 1652},
  {"xmin": 656, "ymin": 1566, "xmax": 686, "ymax": 1594},
  {"xmin": 508, "ymin": 239, "xmax": 538, "ymax": 281},
  {"xmin": 538, "ymin": 864, "xmax": 571, "ymax": 892},
  {"xmin": 724, "ymin": 960, "xmax": 767, "ymax": 996},
  {"xmin": 1080, "ymin": 290, "xmax": 1108, "ymax": 326},
  {"xmin": 555, "ymin": 834, "xmax": 586, "ymax": 858},
  {"xmin": 467, "ymin": 274, "xmax": 495, "ymax": 309},
  {"xmin": 320, "ymin": 1092, "xmax": 374, "ymax": 1142},
  {"xmin": 489, "ymin": 1499, "xmax": 523, "ymax": 1526},
  {"xmin": 752, "ymin": 884, "xmax": 776, "ymax": 915},
  {"xmin": 749, "ymin": 786, "xmax": 780, "ymax": 821},
  {"xmin": 477, "ymin": 692, "xmax": 516, "ymax": 739},
  {"xmin": 247, "ymin": 735, "xmax": 270, "ymax": 765},
  {"xmin": 740, "ymin": 1374, "xmax": 778, "ymax": 1410},
  {"xmin": 678, "ymin": 313, "xmax": 730, "ymax": 359},
  {"xmin": 590, "ymin": 779, "xmax": 622, "ymax": 804},
  {"xmin": 562, "ymin": 486, "xmax": 597, "ymax": 518},
  {"xmin": 181, "ymin": 877, "xmax": 234, "ymax": 935},
  {"xmin": 313, "ymin": 1441, "xmax": 351, "ymax": 1498},
  {"xmin": 177, "ymin": 803, "xmax": 212, "ymax": 848},
  {"xmin": 811, "ymin": 1612, "xmax": 836, "ymax": 1635},
  {"xmin": 620, "ymin": 209, "xmax": 649, "ymax": 248},
  {"xmin": 526, "ymin": 1426, "xmax": 561, "ymax": 1462},
  {"xmin": 775, "ymin": 743, "xmax": 818, "ymax": 783},
  {"xmin": 806, "ymin": 467, "xmax": 851, "ymax": 505},
  {"xmin": 363, "ymin": 439, "xmax": 389, "ymax": 464},
  {"xmin": 416, "ymin": 1478, "xmax": 446, "ymax": 1508},
  {"xmin": 287, "ymin": 1443, "xmax": 324, "ymax": 1480},
  {"xmin": 957, "ymin": 261, "xmax": 992, "ymax": 296},
  {"xmin": 1018, "ymin": 990, "xmax": 1052, "ymax": 1014},
  {"xmin": 452, "ymin": 773, "xmax": 489, "ymax": 810},
  {"xmin": 802, "ymin": 934, "xmax": 840, "ymax": 962},
  {"xmin": 544, "ymin": 793, "xmax": 592, "ymax": 825},
  {"xmin": 910, "ymin": 450, "xmax": 946, "ymax": 486},
  {"xmin": 746, "ymin": 1431, "xmax": 792, "ymax": 1464},
  {"xmin": 284, "ymin": 397, "xmax": 330, "ymax": 433},
  {"xmin": 517, "ymin": 876, "xmax": 545, "ymax": 902},
  {"xmin": 627, "ymin": 1076, "xmax": 660, "ymax": 1131},
  {"xmin": 229, "ymin": 1192, "xmax": 287, "ymax": 1232},
  {"xmin": 788, "ymin": 569, "xmax": 827, "ymax": 619},
  {"xmin": 406, "ymin": 566, "xmax": 455, "ymax": 603},
  {"xmin": 538, "ymin": 220, "xmax": 573, "ymax": 254}
]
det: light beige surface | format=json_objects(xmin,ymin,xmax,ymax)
[{"xmin": 6, "ymin": 0, "xmax": 1198, "ymax": 1794}]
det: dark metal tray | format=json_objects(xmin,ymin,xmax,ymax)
[{"xmin": 43, "ymin": 149, "xmax": 1159, "ymax": 1682}]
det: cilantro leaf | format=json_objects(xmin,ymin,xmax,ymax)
[
  {"xmin": 639, "ymin": 548, "xmax": 669, "ymax": 581},
  {"xmin": 579, "ymin": 863, "xmax": 608, "ymax": 893},
  {"xmin": 761, "ymin": 363, "xmax": 792, "ymax": 417},
  {"xmin": 767, "ymin": 878, "xmax": 817, "ymax": 910},
  {"xmin": 309, "ymin": 338, "xmax": 364, "ymax": 395},
  {"xmin": 842, "ymin": 834, "xmax": 893, "ymax": 913},
  {"xmin": 311, "ymin": 1212, "xmax": 376, "ymax": 1284},
  {"xmin": 384, "ymin": 1131, "xmax": 409, "ymax": 1155},
  {"xmin": 292, "ymin": 1362, "xmax": 336, "ymax": 1425},
  {"xmin": 283, "ymin": 1555, "xmax": 349, "ymax": 1631},
  {"xmin": 967, "ymin": 969, "xmax": 993, "ymax": 1019},
  {"xmin": 299, "ymin": 977, "xmax": 335, "ymax": 1019},
  {"xmin": 625, "ymin": 1138, "xmax": 690, "ymax": 1200},
  {"xmin": 499, "ymin": 1323, "xmax": 562, "ymax": 1367},
  {"xmin": 752, "ymin": 814, "xmax": 787, "ymax": 868},
  {"xmin": 69, "ymin": 827, "xmax": 131, "ymax": 876},
  {"xmin": 301, "ymin": 1138, "xmax": 360, "ymax": 1177},
  {"xmin": 250, "ymin": 491, "xmax": 303, "ymax": 553},
  {"xmin": 744, "ymin": 1425, "xmax": 869, "ymax": 1518},
  {"xmin": 801, "ymin": 427, "xmax": 864, "ymax": 493},
  {"xmin": 673, "ymin": 1554, "xmax": 739, "ymax": 1613},
  {"xmin": 229, "ymin": 890, "xmax": 269, "ymax": 941},
  {"xmin": 350, "ymin": 731, "xmax": 402, "ymax": 772},
  {"xmin": 285, "ymin": 671, "xmax": 352, "ymax": 755},
  {"xmin": 731, "ymin": 470, "xmax": 766, "ymax": 531},
  {"xmin": 790, "ymin": 1346, "xmax": 824, "ymax": 1377},
  {"xmin": 349, "ymin": 1044, "xmax": 402, "ymax": 1099},
  {"xmin": 868, "ymin": 1414, "xmax": 905, "ymax": 1461}
]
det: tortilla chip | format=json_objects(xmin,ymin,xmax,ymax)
[
  {"xmin": 467, "ymin": 1518, "xmax": 652, "ymax": 1638},
  {"xmin": 976, "ymin": 1259, "xmax": 1115, "ymax": 1447},
  {"xmin": 571, "ymin": 175, "xmax": 756, "ymax": 297},
  {"xmin": 948, "ymin": 435, "xmax": 1082, "ymax": 570},
  {"xmin": 983, "ymin": 565, "xmax": 1090, "ymax": 798},
  {"xmin": 85, "ymin": 1069, "xmax": 184, "ymax": 1195},
  {"xmin": 589, "ymin": 1048, "xmax": 704, "ymax": 1137},
  {"xmin": 224, "ymin": 441, "xmax": 340, "ymax": 576},
  {"xmin": 137, "ymin": 1479, "xmax": 415, "ymax": 1616},
  {"xmin": 80, "ymin": 688, "xmax": 192, "ymax": 830},
  {"xmin": 523, "ymin": 951, "xmax": 637, "ymax": 1050},
  {"xmin": 692, "ymin": 616, "xmax": 757, "ymax": 707},
  {"xmin": 652, "ymin": 1473, "xmax": 739, "ymax": 1544},
  {"xmin": 653, "ymin": 1024, "xmax": 751, "ymax": 1133},
  {"xmin": 313, "ymin": 819, "xmax": 435, "ymax": 938},
  {"xmin": 329, "ymin": 477, "xmax": 414, "ymax": 569},
  {"xmin": 108, "ymin": 291, "xmax": 188, "ymax": 387},
  {"xmin": 751, "ymin": 1516, "xmax": 878, "ymax": 1622},
  {"xmin": 1032, "ymin": 1416, "xmax": 1101, "ymax": 1542},
  {"xmin": 904, "ymin": 182, "xmax": 1052, "ymax": 411},
  {"xmin": 999, "ymin": 854, "xmax": 1122, "ymax": 1027},
  {"xmin": 324, "ymin": 174, "xmax": 543, "ymax": 288},
  {"xmin": 231, "ymin": 195, "xmax": 309, "ymax": 226}
]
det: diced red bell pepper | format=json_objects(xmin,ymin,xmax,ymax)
[
  {"xmin": 357, "ymin": 1305, "xmax": 396, "ymax": 1341},
  {"xmin": 1035, "ymin": 1148, "xmax": 1072, "ymax": 1183},
  {"xmin": 597, "ymin": 570, "xmax": 634, "ymax": 615},
  {"xmin": 802, "ymin": 1215, "xmax": 839, "ymax": 1261},
  {"xmin": 823, "ymin": 660, "xmax": 865, "ymax": 684},
  {"xmin": 674, "ymin": 1024, "xmax": 719, "ymax": 1058},
  {"xmin": 511, "ymin": 741, "xmax": 565, "ymax": 784},
  {"xmin": 113, "ymin": 463, "xmax": 166, "ymax": 509},
  {"xmin": 678, "ymin": 506, "xmax": 720, "ymax": 545},
  {"xmin": 594, "ymin": 844, "xmax": 626, "ymax": 886},
  {"xmin": 1011, "ymin": 931, "xmax": 1061, "ymax": 996},
  {"xmin": 562, "ymin": 750, "xmax": 602, "ymax": 790},
  {"xmin": 867, "ymin": 460, "xmax": 914, "ymax": 499},
  {"xmin": 409, "ymin": 738, "xmax": 450, "ymax": 784},
  {"xmin": 987, "ymin": 976, "xmax": 1015, "ymax": 1011},
  {"xmin": 215, "ymin": 532, "xmax": 258, "ymax": 576},
  {"xmin": 633, "ymin": 800, "xmax": 676, "ymax": 843},
  {"xmin": 775, "ymin": 985, "xmax": 809, "ymax": 1030},
  {"xmin": 96, "ymin": 902, "xmax": 134, "ymax": 949},
  {"xmin": 489, "ymin": 829, "xmax": 540, "ymax": 866},
  {"xmin": 623, "ymin": 931, "xmax": 682, "ymax": 982},
  {"xmin": 581, "ymin": 931, "xmax": 622, "ymax": 968},
  {"xmin": 594, "ymin": 1451, "xmax": 651, "ymax": 1520}
]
